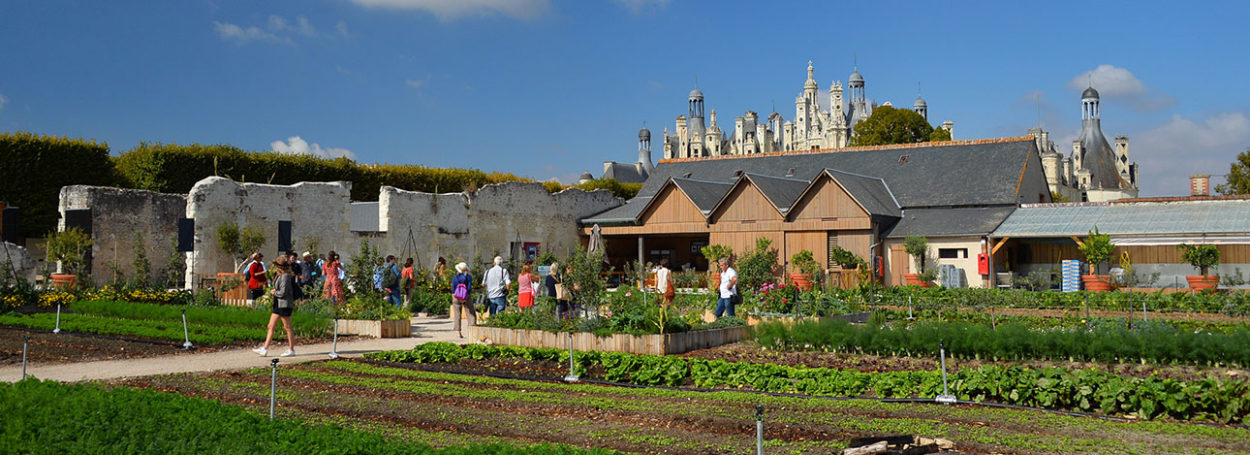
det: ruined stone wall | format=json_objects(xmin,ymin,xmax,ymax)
[
  {"xmin": 0, "ymin": 241, "xmax": 37, "ymax": 281},
  {"xmin": 64, "ymin": 177, "xmax": 624, "ymax": 289},
  {"xmin": 58, "ymin": 186, "xmax": 185, "ymax": 286},
  {"xmin": 185, "ymin": 177, "xmax": 353, "ymax": 287}
]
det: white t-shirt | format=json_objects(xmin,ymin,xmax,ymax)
[
  {"xmin": 718, "ymin": 267, "xmax": 738, "ymax": 299},
  {"xmin": 655, "ymin": 266, "xmax": 671, "ymax": 291}
]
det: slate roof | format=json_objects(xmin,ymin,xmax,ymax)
[
  {"xmin": 992, "ymin": 200, "xmax": 1250, "ymax": 238},
  {"xmin": 633, "ymin": 137, "xmax": 1037, "ymax": 208},
  {"xmin": 884, "ymin": 206, "xmax": 1016, "ymax": 238},
  {"xmin": 742, "ymin": 173, "xmax": 810, "ymax": 214},
  {"xmin": 583, "ymin": 137, "xmax": 1040, "ymax": 231},
  {"xmin": 601, "ymin": 162, "xmax": 647, "ymax": 184},
  {"xmin": 821, "ymin": 169, "xmax": 901, "ymax": 218}
]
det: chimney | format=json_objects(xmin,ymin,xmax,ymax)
[{"xmin": 1190, "ymin": 174, "xmax": 1210, "ymax": 197}]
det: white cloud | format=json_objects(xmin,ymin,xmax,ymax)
[
  {"xmin": 348, "ymin": 0, "xmax": 550, "ymax": 21},
  {"xmin": 0, "ymin": 93, "xmax": 7, "ymax": 110},
  {"xmin": 213, "ymin": 15, "xmax": 319, "ymax": 45},
  {"xmin": 1132, "ymin": 112, "xmax": 1250, "ymax": 196},
  {"xmin": 270, "ymin": 136, "xmax": 355, "ymax": 159},
  {"xmin": 336, "ymin": 21, "xmax": 350, "ymax": 38},
  {"xmin": 613, "ymin": 0, "xmax": 670, "ymax": 14},
  {"xmin": 1067, "ymin": 64, "xmax": 1175, "ymax": 112},
  {"xmin": 213, "ymin": 21, "xmax": 293, "ymax": 45}
]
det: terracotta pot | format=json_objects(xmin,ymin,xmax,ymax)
[
  {"xmin": 1082, "ymin": 274, "xmax": 1112, "ymax": 292},
  {"xmin": 50, "ymin": 274, "xmax": 77, "ymax": 289},
  {"xmin": 903, "ymin": 273, "xmax": 923, "ymax": 286},
  {"xmin": 918, "ymin": 281, "xmax": 933, "ymax": 288},
  {"xmin": 1186, "ymin": 275, "xmax": 1219, "ymax": 291},
  {"xmin": 789, "ymin": 273, "xmax": 812, "ymax": 291},
  {"xmin": 708, "ymin": 272, "xmax": 721, "ymax": 292}
]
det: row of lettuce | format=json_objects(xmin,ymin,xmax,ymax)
[
  {"xmin": 0, "ymin": 379, "xmax": 616, "ymax": 455},
  {"xmin": 367, "ymin": 342, "xmax": 1250, "ymax": 424}
]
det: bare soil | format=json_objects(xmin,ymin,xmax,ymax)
[
  {"xmin": 0, "ymin": 327, "xmax": 353, "ymax": 365},
  {"xmin": 114, "ymin": 359, "xmax": 1250, "ymax": 455}
]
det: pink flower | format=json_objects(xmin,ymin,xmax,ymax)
[
  {"xmin": 625, "ymin": 292, "xmax": 632, "ymax": 297},
  {"xmin": 782, "ymin": 298, "xmax": 787, "ymax": 303}
]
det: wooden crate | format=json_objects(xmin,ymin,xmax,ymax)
[
  {"xmin": 467, "ymin": 325, "xmax": 748, "ymax": 355},
  {"xmin": 336, "ymin": 318, "xmax": 412, "ymax": 338}
]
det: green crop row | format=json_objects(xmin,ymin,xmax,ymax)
[
  {"xmin": 819, "ymin": 286, "xmax": 1250, "ymax": 315},
  {"xmin": 0, "ymin": 312, "xmax": 322, "ymax": 344},
  {"xmin": 754, "ymin": 319, "xmax": 1250, "ymax": 367},
  {"xmin": 367, "ymin": 342, "xmax": 1250, "ymax": 424},
  {"xmin": 0, "ymin": 379, "xmax": 617, "ymax": 455},
  {"xmin": 71, "ymin": 299, "xmax": 330, "ymax": 333}
]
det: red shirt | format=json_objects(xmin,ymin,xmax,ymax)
[{"xmin": 247, "ymin": 262, "xmax": 267, "ymax": 290}]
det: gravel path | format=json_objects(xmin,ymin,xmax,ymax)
[{"xmin": 0, "ymin": 316, "xmax": 470, "ymax": 383}]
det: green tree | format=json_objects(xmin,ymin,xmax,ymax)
[
  {"xmin": 1215, "ymin": 148, "xmax": 1250, "ymax": 195},
  {"xmin": 849, "ymin": 105, "xmax": 944, "ymax": 146}
]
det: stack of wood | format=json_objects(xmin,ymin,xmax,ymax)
[{"xmin": 842, "ymin": 435, "xmax": 957, "ymax": 455}]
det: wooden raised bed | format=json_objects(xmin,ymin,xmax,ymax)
[
  {"xmin": 467, "ymin": 325, "xmax": 748, "ymax": 355},
  {"xmin": 336, "ymin": 318, "xmax": 411, "ymax": 338}
]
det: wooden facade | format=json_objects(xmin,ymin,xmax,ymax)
[{"xmin": 593, "ymin": 172, "xmax": 884, "ymax": 278}]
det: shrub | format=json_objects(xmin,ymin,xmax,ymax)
[
  {"xmin": 1078, "ymin": 227, "xmax": 1114, "ymax": 274},
  {"xmin": 737, "ymin": 237, "xmax": 779, "ymax": 291},
  {"xmin": 903, "ymin": 236, "xmax": 929, "ymax": 274},
  {"xmin": 45, "ymin": 227, "xmax": 92, "ymax": 284},
  {"xmin": 1178, "ymin": 244, "xmax": 1221, "ymax": 277},
  {"xmin": 0, "ymin": 132, "xmax": 120, "ymax": 238}
]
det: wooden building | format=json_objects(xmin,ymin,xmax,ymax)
[{"xmin": 581, "ymin": 137, "xmax": 1051, "ymax": 287}]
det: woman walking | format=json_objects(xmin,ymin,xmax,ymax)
[
  {"xmin": 517, "ymin": 262, "xmax": 536, "ymax": 312},
  {"xmin": 449, "ymin": 262, "xmax": 475, "ymax": 338},
  {"xmin": 656, "ymin": 258, "xmax": 674, "ymax": 305},
  {"xmin": 322, "ymin": 251, "xmax": 345, "ymax": 304},
  {"xmin": 254, "ymin": 255, "xmax": 296, "ymax": 357},
  {"xmin": 545, "ymin": 262, "xmax": 571, "ymax": 320},
  {"xmin": 245, "ymin": 252, "xmax": 267, "ymax": 301},
  {"xmin": 401, "ymin": 258, "xmax": 415, "ymax": 307}
]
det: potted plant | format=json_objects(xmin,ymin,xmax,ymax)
[
  {"xmin": 1077, "ymin": 227, "xmax": 1114, "ymax": 292},
  {"xmin": 903, "ymin": 236, "xmax": 931, "ymax": 287},
  {"xmin": 46, "ymin": 227, "xmax": 92, "ymax": 289},
  {"xmin": 699, "ymin": 244, "xmax": 733, "ymax": 291},
  {"xmin": 789, "ymin": 249, "xmax": 822, "ymax": 291},
  {"xmin": 215, "ymin": 221, "xmax": 266, "ymax": 303},
  {"xmin": 1178, "ymin": 243, "xmax": 1220, "ymax": 291}
]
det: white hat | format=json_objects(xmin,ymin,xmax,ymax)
[{"xmin": 455, "ymin": 262, "xmax": 468, "ymax": 273}]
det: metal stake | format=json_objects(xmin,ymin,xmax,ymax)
[
  {"xmin": 1085, "ymin": 294, "xmax": 1091, "ymax": 330},
  {"xmin": 936, "ymin": 340, "xmax": 956, "ymax": 404},
  {"xmin": 907, "ymin": 295, "xmax": 914, "ymax": 320},
  {"xmin": 52, "ymin": 304, "xmax": 62, "ymax": 334},
  {"xmin": 328, "ymin": 317, "xmax": 340, "ymax": 359},
  {"xmin": 21, "ymin": 336, "xmax": 30, "ymax": 380},
  {"xmin": 1142, "ymin": 292, "xmax": 1148, "ymax": 322},
  {"xmin": 755, "ymin": 404, "xmax": 764, "ymax": 455},
  {"xmin": 269, "ymin": 358, "xmax": 279, "ymax": 420},
  {"xmin": 563, "ymin": 332, "xmax": 579, "ymax": 383},
  {"xmin": 181, "ymin": 309, "xmax": 193, "ymax": 350}
]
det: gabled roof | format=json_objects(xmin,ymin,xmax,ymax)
[
  {"xmin": 602, "ymin": 162, "xmax": 647, "ymax": 184},
  {"xmin": 745, "ymin": 173, "xmax": 810, "ymax": 214},
  {"xmin": 671, "ymin": 178, "xmax": 733, "ymax": 214},
  {"xmin": 634, "ymin": 137, "xmax": 1038, "ymax": 209},
  {"xmin": 820, "ymin": 169, "xmax": 901, "ymax": 218}
]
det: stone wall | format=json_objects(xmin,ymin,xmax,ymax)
[
  {"xmin": 58, "ymin": 177, "xmax": 624, "ymax": 289},
  {"xmin": 185, "ymin": 177, "xmax": 353, "ymax": 286},
  {"xmin": 0, "ymin": 241, "xmax": 37, "ymax": 281},
  {"xmin": 58, "ymin": 186, "xmax": 186, "ymax": 286}
]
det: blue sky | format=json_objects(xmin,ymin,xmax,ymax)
[{"xmin": 2, "ymin": 0, "xmax": 1248, "ymax": 196}]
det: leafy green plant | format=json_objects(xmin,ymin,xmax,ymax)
[
  {"xmin": 903, "ymin": 236, "xmax": 928, "ymax": 274},
  {"xmin": 737, "ymin": 237, "xmax": 779, "ymax": 291},
  {"xmin": 1178, "ymin": 244, "xmax": 1221, "ymax": 277},
  {"xmin": 1078, "ymin": 227, "xmax": 1114, "ymax": 275},
  {"xmin": 45, "ymin": 227, "xmax": 92, "ymax": 283},
  {"xmin": 828, "ymin": 246, "xmax": 864, "ymax": 269},
  {"xmin": 699, "ymin": 244, "xmax": 733, "ymax": 264},
  {"xmin": 215, "ymin": 221, "xmax": 265, "ymax": 273}
]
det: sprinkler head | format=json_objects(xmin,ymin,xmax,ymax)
[{"xmin": 271, "ymin": 358, "xmax": 280, "ymax": 366}]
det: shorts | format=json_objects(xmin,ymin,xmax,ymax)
[{"xmin": 272, "ymin": 300, "xmax": 294, "ymax": 317}]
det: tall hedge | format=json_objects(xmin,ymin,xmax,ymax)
[
  {"xmin": 0, "ymin": 132, "xmax": 119, "ymax": 238},
  {"xmin": 114, "ymin": 142, "xmax": 543, "ymax": 201}
]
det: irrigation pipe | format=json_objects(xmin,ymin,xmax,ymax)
[{"xmin": 356, "ymin": 358, "xmax": 1247, "ymax": 430}]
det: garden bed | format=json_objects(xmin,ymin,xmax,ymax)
[
  {"xmin": 336, "ymin": 318, "xmax": 411, "ymax": 338},
  {"xmin": 112, "ymin": 358, "xmax": 1250, "ymax": 454},
  {"xmin": 468, "ymin": 325, "xmax": 748, "ymax": 355}
]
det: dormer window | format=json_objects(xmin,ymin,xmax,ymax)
[{"xmin": 898, "ymin": 154, "xmax": 910, "ymax": 164}]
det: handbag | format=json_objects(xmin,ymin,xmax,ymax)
[
  {"xmin": 554, "ymin": 277, "xmax": 569, "ymax": 300},
  {"xmin": 664, "ymin": 280, "xmax": 675, "ymax": 301}
]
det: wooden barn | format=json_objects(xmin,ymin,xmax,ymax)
[{"xmin": 580, "ymin": 137, "xmax": 1052, "ymax": 288}]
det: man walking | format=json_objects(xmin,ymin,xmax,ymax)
[
  {"xmin": 483, "ymin": 256, "xmax": 511, "ymax": 316},
  {"xmin": 714, "ymin": 257, "xmax": 738, "ymax": 318},
  {"xmin": 382, "ymin": 255, "xmax": 402, "ymax": 308}
]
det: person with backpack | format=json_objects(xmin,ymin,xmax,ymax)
[
  {"xmin": 379, "ymin": 255, "xmax": 402, "ymax": 309},
  {"xmin": 482, "ymin": 256, "xmax": 511, "ymax": 316},
  {"xmin": 450, "ymin": 262, "xmax": 474, "ymax": 338},
  {"xmin": 245, "ymin": 252, "xmax": 267, "ymax": 302}
]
